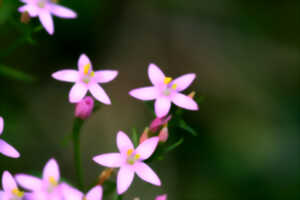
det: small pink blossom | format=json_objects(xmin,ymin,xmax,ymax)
[
  {"xmin": 0, "ymin": 171, "xmax": 25, "ymax": 200},
  {"xmin": 18, "ymin": 0, "xmax": 77, "ymax": 35},
  {"xmin": 129, "ymin": 63, "xmax": 198, "ymax": 117},
  {"xmin": 0, "ymin": 117, "xmax": 20, "ymax": 158},
  {"xmin": 149, "ymin": 115, "xmax": 171, "ymax": 133},
  {"xmin": 155, "ymin": 194, "xmax": 167, "ymax": 200},
  {"xmin": 61, "ymin": 183, "xmax": 103, "ymax": 200},
  {"xmin": 52, "ymin": 54, "xmax": 118, "ymax": 104},
  {"xmin": 93, "ymin": 131, "xmax": 161, "ymax": 194},
  {"xmin": 75, "ymin": 96, "xmax": 94, "ymax": 120}
]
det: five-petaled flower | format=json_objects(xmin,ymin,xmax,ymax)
[
  {"xmin": 129, "ymin": 63, "xmax": 198, "ymax": 117},
  {"xmin": 52, "ymin": 54, "xmax": 118, "ymax": 104},
  {"xmin": 93, "ymin": 131, "xmax": 161, "ymax": 194},
  {"xmin": 18, "ymin": 0, "xmax": 77, "ymax": 35},
  {"xmin": 0, "ymin": 171, "xmax": 25, "ymax": 200},
  {"xmin": 61, "ymin": 183, "xmax": 103, "ymax": 200},
  {"xmin": 0, "ymin": 117, "xmax": 20, "ymax": 158},
  {"xmin": 16, "ymin": 158, "xmax": 63, "ymax": 200}
]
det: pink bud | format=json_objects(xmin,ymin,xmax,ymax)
[
  {"xmin": 158, "ymin": 126, "xmax": 168, "ymax": 143},
  {"xmin": 149, "ymin": 115, "xmax": 171, "ymax": 133},
  {"xmin": 155, "ymin": 194, "xmax": 167, "ymax": 200},
  {"xmin": 139, "ymin": 127, "xmax": 149, "ymax": 144},
  {"xmin": 75, "ymin": 96, "xmax": 94, "ymax": 120}
]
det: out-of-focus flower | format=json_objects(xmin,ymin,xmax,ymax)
[
  {"xmin": 18, "ymin": 0, "xmax": 77, "ymax": 35},
  {"xmin": 158, "ymin": 126, "xmax": 168, "ymax": 143},
  {"xmin": 93, "ymin": 131, "xmax": 161, "ymax": 194},
  {"xmin": 16, "ymin": 158, "xmax": 63, "ymax": 200},
  {"xmin": 139, "ymin": 127, "xmax": 149, "ymax": 144},
  {"xmin": 98, "ymin": 168, "xmax": 114, "ymax": 185},
  {"xmin": 20, "ymin": 11, "xmax": 31, "ymax": 24},
  {"xmin": 129, "ymin": 63, "xmax": 198, "ymax": 117},
  {"xmin": 149, "ymin": 115, "xmax": 171, "ymax": 133},
  {"xmin": 155, "ymin": 194, "xmax": 167, "ymax": 200},
  {"xmin": 0, "ymin": 171, "xmax": 25, "ymax": 200},
  {"xmin": 75, "ymin": 96, "xmax": 94, "ymax": 120},
  {"xmin": 0, "ymin": 117, "xmax": 20, "ymax": 158},
  {"xmin": 52, "ymin": 54, "xmax": 118, "ymax": 104},
  {"xmin": 61, "ymin": 183, "xmax": 103, "ymax": 200}
]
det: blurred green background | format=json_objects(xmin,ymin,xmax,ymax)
[{"xmin": 1, "ymin": 0, "xmax": 300, "ymax": 199}]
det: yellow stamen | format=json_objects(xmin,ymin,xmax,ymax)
[
  {"xmin": 49, "ymin": 176, "xmax": 57, "ymax": 186},
  {"xmin": 83, "ymin": 64, "xmax": 91, "ymax": 75},
  {"xmin": 164, "ymin": 77, "xmax": 172, "ymax": 84},
  {"xmin": 171, "ymin": 84, "xmax": 177, "ymax": 90},
  {"xmin": 90, "ymin": 71, "xmax": 95, "ymax": 77},
  {"xmin": 12, "ymin": 188, "xmax": 24, "ymax": 198},
  {"xmin": 134, "ymin": 154, "xmax": 140, "ymax": 160},
  {"xmin": 127, "ymin": 149, "xmax": 134, "ymax": 156},
  {"xmin": 83, "ymin": 197, "xmax": 87, "ymax": 200}
]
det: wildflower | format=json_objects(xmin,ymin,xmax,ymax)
[
  {"xmin": 75, "ymin": 96, "xmax": 94, "ymax": 120},
  {"xmin": 158, "ymin": 126, "xmax": 168, "ymax": 143},
  {"xmin": 18, "ymin": 0, "xmax": 77, "ymax": 35},
  {"xmin": 0, "ymin": 171, "xmax": 25, "ymax": 200},
  {"xmin": 155, "ymin": 194, "xmax": 167, "ymax": 200},
  {"xmin": 52, "ymin": 54, "xmax": 118, "ymax": 104},
  {"xmin": 129, "ymin": 63, "xmax": 198, "ymax": 117},
  {"xmin": 149, "ymin": 115, "xmax": 171, "ymax": 133},
  {"xmin": 16, "ymin": 158, "xmax": 63, "ymax": 200},
  {"xmin": 0, "ymin": 117, "xmax": 20, "ymax": 158},
  {"xmin": 93, "ymin": 131, "xmax": 161, "ymax": 194},
  {"xmin": 61, "ymin": 183, "xmax": 103, "ymax": 200}
]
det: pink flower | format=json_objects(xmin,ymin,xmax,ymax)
[
  {"xmin": 16, "ymin": 158, "xmax": 64, "ymax": 200},
  {"xmin": 18, "ymin": 0, "xmax": 77, "ymax": 35},
  {"xmin": 129, "ymin": 63, "xmax": 198, "ymax": 117},
  {"xmin": 61, "ymin": 183, "xmax": 103, "ymax": 200},
  {"xmin": 0, "ymin": 117, "xmax": 20, "ymax": 158},
  {"xmin": 0, "ymin": 171, "xmax": 25, "ymax": 200},
  {"xmin": 158, "ymin": 126, "xmax": 168, "ymax": 143},
  {"xmin": 52, "ymin": 54, "xmax": 118, "ymax": 104},
  {"xmin": 93, "ymin": 131, "xmax": 161, "ymax": 194},
  {"xmin": 155, "ymin": 194, "xmax": 167, "ymax": 200},
  {"xmin": 75, "ymin": 96, "xmax": 94, "ymax": 120},
  {"xmin": 149, "ymin": 115, "xmax": 171, "ymax": 133}
]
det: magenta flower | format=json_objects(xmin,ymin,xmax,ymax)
[
  {"xmin": 0, "ymin": 117, "xmax": 20, "ymax": 158},
  {"xmin": 0, "ymin": 171, "xmax": 25, "ymax": 200},
  {"xmin": 155, "ymin": 194, "xmax": 167, "ymax": 200},
  {"xmin": 129, "ymin": 63, "xmax": 198, "ymax": 117},
  {"xmin": 18, "ymin": 0, "xmax": 77, "ymax": 35},
  {"xmin": 16, "ymin": 158, "xmax": 63, "ymax": 200},
  {"xmin": 75, "ymin": 96, "xmax": 95, "ymax": 120},
  {"xmin": 61, "ymin": 183, "xmax": 103, "ymax": 200},
  {"xmin": 52, "ymin": 54, "xmax": 118, "ymax": 104},
  {"xmin": 93, "ymin": 131, "xmax": 161, "ymax": 194}
]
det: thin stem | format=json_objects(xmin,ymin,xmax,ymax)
[{"xmin": 72, "ymin": 118, "xmax": 84, "ymax": 190}]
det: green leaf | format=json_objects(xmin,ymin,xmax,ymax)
[
  {"xmin": 179, "ymin": 119, "xmax": 197, "ymax": 136},
  {"xmin": 165, "ymin": 137, "xmax": 184, "ymax": 153},
  {"xmin": 0, "ymin": 65, "xmax": 36, "ymax": 82},
  {"xmin": 131, "ymin": 128, "xmax": 138, "ymax": 147}
]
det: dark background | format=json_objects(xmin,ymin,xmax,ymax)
[{"xmin": 1, "ymin": 0, "xmax": 300, "ymax": 199}]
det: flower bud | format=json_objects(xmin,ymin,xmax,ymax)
[
  {"xmin": 21, "ymin": 12, "xmax": 30, "ymax": 24},
  {"xmin": 158, "ymin": 126, "xmax": 168, "ymax": 143},
  {"xmin": 155, "ymin": 194, "xmax": 167, "ymax": 200},
  {"xmin": 139, "ymin": 127, "xmax": 149, "ymax": 144},
  {"xmin": 98, "ymin": 168, "xmax": 114, "ymax": 185},
  {"xmin": 75, "ymin": 96, "xmax": 94, "ymax": 120},
  {"xmin": 149, "ymin": 115, "xmax": 171, "ymax": 133},
  {"xmin": 188, "ymin": 91, "xmax": 196, "ymax": 99}
]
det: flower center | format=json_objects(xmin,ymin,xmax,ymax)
[
  {"xmin": 163, "ymin": 77, "xmax": 177, "ymax": 96},
  {"xmin": 126, "ymin": 149, "xmax": 140, "ymax": 165},
  {"xmin": 11, "ymin": 188, "xmax": 24, "ymax": 199},
  {"xmin": 83, "ymin": 197, "xmax": 87, "ymax": 200},
  {"xmin": 49, "ymin": 176, "xmax": 58, "ymax": 186},
  {"xmin": 82, "ymin": 64, "xmax": 95, "ymax": 84},
  {"xmin": 37, "ymin": 0, "xmax": 46, "ymax": 8}
]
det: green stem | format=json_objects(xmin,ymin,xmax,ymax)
[{"xmin": 72, "ymin": 118, "xmax": 84, "ymax": 190}]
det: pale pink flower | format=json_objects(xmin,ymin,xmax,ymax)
[
  {"xmin": 129, "ymin": 63, "xmax": 198, "ymax": 117},
  {"xmin": 61, "ymin": 183, "xmax": 103, "ymax": 200},
  {"xmin": 155, "ymin": 194, "xmax": 167, "ymax": 200},
  {"xmin": 0, "ymin": 117, "xmax": 20, "ymax": 158},
  {"xmin": 18, "ymin": 0, "xmax": 77, "ymax": 35},
  {"xmin": 0, "ymin": 171, "xmax": 25, "ymax": 200},
  {"xmin": 75, "ymin": 96, "xmax": 94, "ymax": 120},
  {"xmin": 93, "ymin": 131, "xmax": 161, "ymax": 194},
  {"xmin": 16, "ymin": 158, "xmax": 64, "ymax": 200},
  {"xmin": 52, "ymin": 54, "xmax": 118, "ymax": 104}
]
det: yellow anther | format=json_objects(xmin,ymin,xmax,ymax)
[
  {"xmin": 171, "ymin": 84, "xmax": 177, "ymax": 90},
  {"xmin": 164, "ymin": 77, "xmax": 172, "ymax": 84},
  {"xmin": 83, "ymin": 197, "xmax": 87, "ymax": 200},
  {"xmin": 83, "ymin": 64, "xmax": 91, "ymax": 75},
  {"xmin": 127, "ymin": 149, "xmax": 134, "ymax": 156},
  {"xmin": 90, "ymin": 71, "xmax": 95, "ymax": 77},
  {"xmin": 12, "ymin": 188, "xmax": 24, "ymax": 198},
  {"xmin": 49, "ymin": 176, "xmax": 57, "ymax": 186},
  {"xmin": 134, "ymin": 154, "xmax": 140, "ymax": 160}
]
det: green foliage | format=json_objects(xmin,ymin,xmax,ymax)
[
  {"xmin": 0, "ymin": 65, "xmax": 35, "ymax": 82},
  {"xmin": 131, "ymin": 128, "xmax": 139, "ymax": 148}
]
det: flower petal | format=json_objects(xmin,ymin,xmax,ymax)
[
  {"xmin": 0, "ymin": 117, "xmax": 3, "ymax": 135},
  {"xmin": 148, "ymin": 63, "xmax": 165, "ymax": 86},
  {"xmin": 117, "ymin": 131, "xmax": 134, "ymax": 154},
  {"xmin": 117, "ymin": 166, "xmax": 134, "ymax": 194},
  {"xmin": 134, "ymin": 162, "xmax": 161, "ymax": 186},
  {"xmin": 0, "ymin": 139, "xmax": 20, "ymax": 158},
  {"xmin": 86, "ymin": 185, "xmax": 103, "ymax": 200},
  {"xmin": 39, "ymin": 11, "xmax": 54, "ymax": 35},
  {"xmin": 42, "ymin": 158, "xmax": 60, "ymax": 182},
  {"xmin": 78, "ymin": 54, "xmax": 92, "ymax": 71},
  {"xmin": 69, "ymin": 83, "xmax": 88, "ymax": 103},
  {"xmin": 18, "ymin": 5, "xmax": 38, "ymax": 17},
  {"xmin": 94, "ymin": 70, "xmax": 118, "ymax": 83},
  {"xmin": 93, "ymin": 153, "xmax": 122, "ymax": 168},
  {"xmin": 171, "ymin": 73, "xmax": 196, "ymax": 92},
  {"xmin": 129, "ymin": 87, "xmax": 158, "ymax": 101},
  {"xmin": 135, "ymin": 137, "xmax": 159, "ymax": 160},
  {"xmin": 2, "ymin": 171, "xmax": 17, "ymax": 192},
  {"xmin": 15, "ymin": 174, "xmax": 42, "ymax": 191},
  {"xmin": 172, "ymin": 93, "xmax": 198, "ymax": 110},
  {"xmin": 52, "ymin": 70, "xmax": 78, "ymax": 82},
  {"xmin": 49, "ymin": 4, "xmax": 77, "ymax": 18},
  {"xmin": 61, "ymin": 183, "xmax": 83, "ymax": 200},
  {"xmin": 156, "ymin": 194, "xmax": 167, "ymax": 200},
  {"xmin": 89, "ymin": 84, "xmax": 111, "ymax": 105},
  {"xmin": 155, "ymin": 97, "xmax": 171, "ymax": 117}
]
